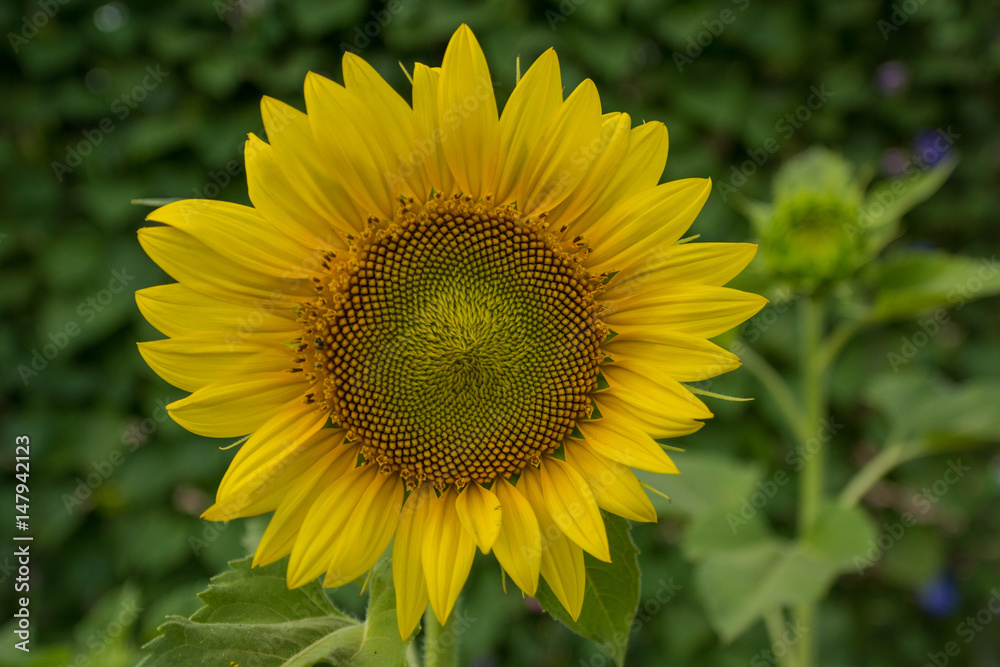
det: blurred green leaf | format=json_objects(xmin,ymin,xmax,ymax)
[
  {"xmin": 694, "ymin": 504, "xmax": 873, "ymax": 642},
  {"xmin": 881, "ymin": 527, "xmax": 947, "ymax": 588},
  {"xmin": 682, "ymin": 509, "xmax": 773, "ymax": 561},
  {"xmin": 866, "ymin": 251, "xmax": 1000, "ymax": 321},
  {"xmin": 865, "ymin": 371, "xmax": 1000, "ymax": 456},
  {"xmin": 695, "ymin": 539, "xmax": 826, "ymax": 643},
  {"xmin": 639, "ymin": 453, "xmax": 762, "ymax": 519},
  {"xmin": 535, "ymin": 514, "xmax": 640, "ymax": 667},
  {"xmin": 803, "ymin": 504, "xmax": 877, "ymax": 570},
  {"xmin": 861, "ymin": 159, "xmax": 957, "ymax": 236}
]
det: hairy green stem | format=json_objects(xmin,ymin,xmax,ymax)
[
  {"xmin": 795, "ymin": 295, "xmax": 826, "ymax": 667},
  {"xmin": 738, "ymin": 342, "xmax": 810, "ymax": 442},
  {"xmin": 839, "ymin": 442, "xmax": 907, "ymax": 507},
  {"xmin": 798, "ymin": 295, "xmax": 826, "ymax": 535},
  {"xmin": 816, "ymin": 319, "xmax": 866, "ymax": 372},
  {"xmin": 423, "ymin": 602, "xmax": 459, "ymax": 667},
  {"xmin": 764, "ymin": 608, "xmax": 799, "ymax": 667}
]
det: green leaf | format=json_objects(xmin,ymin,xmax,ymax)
[
  {"xmin": 693, "ymin": 504, "xmax": 874, "ymax": 642},
  {"xmin": 803, "ymin": 504, "xmax": 877, "ymax": 571},
  {"xmin": 636, "ymin": 453, "xmax": 762, "ymax": 519},
  {"xmin": 866, "ymin": 250, "xmax": 1000, "ymax": 321},
  {"xmin": 681, "ymin": 509, "xmax": 773, "ymax": 561},
  {"xmin": 865, "ymin": 371, "xmax": 1000, "ymax": 456},
  {"xmin": 535, "ymin": 514, "xmax": 640, "ymax": 667},
  {"xmin": 139, "ymin": 556, "xmax": 411, "ymax": 667},
  {"xmin": 694, "ymin": 540, "xmax": 824, "ymax": 643},
  {"xmin": 861, "ymin": 158, "xmax": 956, "ymax": 234}
]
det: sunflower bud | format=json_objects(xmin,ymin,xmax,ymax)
[
  {"xmin": 734, "ymin": 146, "xmax": 956, "ymax": 293},
  {"xmin": 749, "ymin": 148, "xmax": 864, "ymax": 290}
]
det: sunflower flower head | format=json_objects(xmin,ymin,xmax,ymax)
[{"xmin": 136, "ymin": 25, "xmax": 766, "ymax": 639}]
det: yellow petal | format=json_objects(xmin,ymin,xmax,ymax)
[
  {"xmin": 437, "ymin": 24, "xmax": 499, "ymax": 199},
  {"xmin": 492, "ymin": 48, "xmax": 562, "ymax": 205},
  {"xmin": 212, "ymin": 402, "xmax": 330, "ymax": 516},
  {"xmin": 565, "ymin": 120, "xmax": 668, "ymax": 237},
  {"xmin": 145, "ymin": 199, "xmax": 313, "ymax": 278},
  {"xmin": 138, "ymin": 226, "xmax": 312, "ymax": 309},
  {"xmin": 166, "ymin": 371, "xmax": 306, "ymax": 438},
  {"xmin": 585, "ymin": 178, "xmax": 712, "ymax": 273},
  {"xmin": 517, "ymin": 79, "xmax": 603, "ymax": 216},
  {"xmin": 455, "ymin": 481, "xmax": 502, "ymax": 553},
  {"xmin": 547, "ymin": 113, "xmax": 631, "ymax": 230},
  {"xmin": 595, "ymin": 392, "xmax": 704, "ymax": 439},
  {"xmin": 259, "ymin": 96, "xmax": 365, "ymax": 236},
  {"xmin": 519, "ymin": 467, "xmax": 586, "ymax": 620},
  {"xmin": 393, "ymin": 483, "xmax": 434, "ymax": 639},
  {"xmin": 137, "ymin": 332, "xmax": 292, "ymax": 393},
  {"xmin": 600, "ymin": 363, "xmax": 713, "ymax": 422},
  {"xmin": 422, "ymin": 487, "xmax": 476, "ymax": 623},
  {"xmin": 564, "ymin": 440, "xmax": 656, "ymax": 523},
  {"xmin": 322, "ymin": 469, "xmax": 403, "ymax": 587},
  {"xmin": 244, "ymin": 133, "xmax": 348, "ymax": 250},
  {"xmin": 577, "ymin": 417, "xmax": 681, "ymax": 474},
  {"xmin": 411, "ymin": 64, "xmax": 456, "ymax": 197},
  {"xmin": 343, "ymin": 52, "xmax": 430, "ymax": 200},
  {"xmin": 603, "ymin": 243, "xmax": 758, "ymax": 300},
  {"xmin": 601, "ymin": 331, "xmax": 741, "ymax": 383},
  {"xmin": 136, "ymin": 283, "xmax": 297, "ymax": 339},
  {"xmin": 539, "ymin": 458, "xmax": 610, "ymax": 561},
  {"xmin": 604, "ymin": 284, "xmax": 768, "ymax": 338},
  {"xmin": 304, "ymin": 72, "xmax": 397, "ymax": 218},
  {"xmin": 492, "ymin": 477, "xmax": 541, "ymax": 596},
  {"xmin": 287, "ymin": 464, "xmax": 376, "ymax": 588},
  {"xmin": 252, "ymin": 433, "xmax": 355, "ymax": 566}
]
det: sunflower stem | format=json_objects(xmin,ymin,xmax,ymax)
[
  {"xmin": 737, "ymin": 342, "xmax": 810, "ymax": 442},
  {"xmin": 795, "ymin": 294, "xmax": 826, "ymax": 667},
  {"xmin": 838, "ymin": 441, "xmax": 908, "ymax": 508},
  {"xmin": 422, "ymin": 602, "xmax": 459, "ymax": 667},
  {"xmin": 764, "ymin": 608, "xmax": 799, "ymax": 667}
]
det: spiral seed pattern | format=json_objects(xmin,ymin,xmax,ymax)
[{"xmin": 296, "ymin": 195, "xmax": 605, "ymax": 486}]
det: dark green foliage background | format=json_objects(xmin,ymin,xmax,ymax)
[{"xmin": 1, "ymin": 0, "xmax": 998, "ymax": 665}]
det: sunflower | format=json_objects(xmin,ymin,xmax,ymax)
[{"xmin": 136, "ymin": 24, "xmax": 765, "ymax": 638}]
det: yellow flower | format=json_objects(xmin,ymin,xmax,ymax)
[{"xmin": 136, "ymin": 25, "xmax": 765, "ymax": 638}]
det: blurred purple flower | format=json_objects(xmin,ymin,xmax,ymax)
[
  {"xmin": 912, "ymin": 129, "xmax": 953, "ymax": 167},
  {"xmin": 874, "ymin": 61, "xmax": 909, "ymax": 95},
  {"xmin": 917, "ymin": 573, "xmax": 960, "ymax": 617}
]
